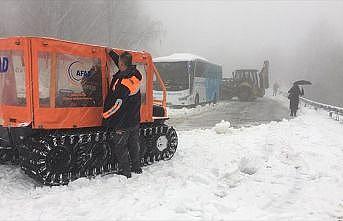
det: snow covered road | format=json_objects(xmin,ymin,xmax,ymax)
[
  {"xmin": 168, "ymin": 97, "xmax": 290, "ymax": 130},
  {"xmin": 1, "ymin": 97, "xmax": 343, "ymax": 220}
]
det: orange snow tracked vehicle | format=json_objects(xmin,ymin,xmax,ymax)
[{"xmin": 0, "ymin": 37, "xmax": 178, "ymax": 185}]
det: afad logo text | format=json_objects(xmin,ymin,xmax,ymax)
[
  {"xmin": 0, "ymin": 57, "xmax": 9, "ymax": 73},
  {"xmin": 67, "ymin": 61, "xmax": 91, "ymax": 85}
]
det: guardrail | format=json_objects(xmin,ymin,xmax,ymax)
[
  {"xmin": 300, "ymin": 97, "xmax": 343, "ymax": 121},
  {"xmin": 279, "ymin": 90, "xmax": 343, "ymax": 121}
]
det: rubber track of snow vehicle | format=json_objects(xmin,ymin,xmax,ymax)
[
  {"xmin": 0, "ymin": 147, "xmax": 17, "ymax": 164},
  {"xmin": 18, "ymin": 124, "xmax": 178, "ymax": 186}
]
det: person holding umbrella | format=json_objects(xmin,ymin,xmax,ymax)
[{"xmin": 288, "ymin": 80, "xmax": 311, "ymax": 117}]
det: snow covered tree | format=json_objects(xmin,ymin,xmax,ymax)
[{"xmin": 0, "ymin": 0, "xmax": 162, "ymax": 50}]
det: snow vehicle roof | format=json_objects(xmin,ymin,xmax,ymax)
[
  {"xmin": 153, "ymin": 53, "xmax": 209, "ymax": 63},
  {"xmin": 0, "ymin": 36, "xmax": 146, "ymax": 54}
]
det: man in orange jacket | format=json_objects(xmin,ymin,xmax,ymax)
[{"xmin": 103, "ymin": 49, "xmax": 142, "ymax": 178}]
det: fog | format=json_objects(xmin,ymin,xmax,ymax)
[
  {"xmin": 0, "ymin": 0, "xmax": 343, "ymax": 106},
  {"xmin": 0, "ymin": 0, "xmax": 161, "ymax": 50},
  {"xmin": 142, "ymin": 0, "xmax": 343, "ymax": 106}
]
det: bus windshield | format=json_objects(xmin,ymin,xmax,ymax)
[{"xmin": 154, "ymin": 61, "xmax": 189, "ymax": 91}]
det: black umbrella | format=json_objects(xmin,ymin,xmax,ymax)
[{"xmin": 294, "ymin": 80, "xmax": 312, "ymax": 85}]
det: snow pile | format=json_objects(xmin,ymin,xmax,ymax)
[
  {"xmin": 213, "ymin": 120, "xmax": 231, "ymax": 134},
  {"xmin": 168, "ymin": 102, "xmax": 228, "ymax": 119},
  {"xmin": 238, "ymin": 156, "xmax": 260, "ymax": 175},
  {"xmin": 1, "ymin": 105, "xmax": 343, "ymax": 220}
]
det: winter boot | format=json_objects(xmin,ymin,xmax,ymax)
[
  {"xmin": 118, "ymin": 163, "xmax": 132, "ymax": 178},
  {"xmin": 118, "ymin": 170, "xmax": 132, "ymax": 178},
  {"xmin": 132, "ymin": 166, "xmax": 142, "ymax": 174}
]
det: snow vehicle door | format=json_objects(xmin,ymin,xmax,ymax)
[
  {"xmin": 0, "ymin": 37, "xmax": 32, "ymax": 127},
  {"xmin": 31, "ymin": 38, "xmax": 107, "ymax": 129}
]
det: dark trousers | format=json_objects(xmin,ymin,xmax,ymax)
[
  {"xmin": 111, "ymin": 126, "xmax": 141, "ymax": 172},
  {"xmin": 289, "ymin": 98, "xmax": 299, "ymax": 117}
]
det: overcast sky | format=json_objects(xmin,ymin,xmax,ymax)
[
  {"xmin": 142, "ymin": 0, "xmax": 343, "ymax": 80},
  {"xmin": 2, "ymin": 0, "xmax": 342, "ymax": 105}
]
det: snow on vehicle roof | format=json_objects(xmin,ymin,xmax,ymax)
[{"xmin": 153, "ymin": 53, "xmax": 209, "ymax": 63}]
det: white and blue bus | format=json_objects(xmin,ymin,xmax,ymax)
[{"xmin": 153, "ymin": 53, "xmax": 222, "ymax": 107}]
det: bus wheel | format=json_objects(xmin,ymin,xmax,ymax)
[{"xmin": 195, "ymin": 94, "xmax": 199, "ymax": 106}]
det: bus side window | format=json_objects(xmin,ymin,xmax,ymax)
[{"xmin": 195, "ymin": 61, "xmax": 207, "ymax": 78}]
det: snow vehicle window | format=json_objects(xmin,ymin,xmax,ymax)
[
  {"xmin": 0, "ymin": 50, "xmax": 26, "ymax": 106},
  {"xmin": 108, "ymin": 56, "xmax": 119, "ymax": 83},
  {"xmin": 51, "ymin": 53, "xmax": 102, "ymax": 107},
  {"xmin": 38, "ymin": 52, "xmax": 51, "ymax": 107},
  {"xmin": 154, "ymin": 61, "xmax": 189, "ymax": 91},
  {"xmin": 135, "ymin": 63, "xmax": 147, "ymax": 104},
  {"xmin": 152, "ymin": 69, "xmax": 164, "ymax": 92},
  {"xmin": 107, "ymin": 59, "xmax": 146, "ymax": 104}
]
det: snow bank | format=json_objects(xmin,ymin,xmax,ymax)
[
  {"xmin": 238, "ymin": 156, "xmax": 260, "ymax": 175},
  {"xmin": 213, "ymin": 120, "xmax": 231, "ymax": 134},
  {"xmin": 1, "ymin": 104, "xmax": 343, "ymax": 220},
  {"xmin": 168, "ymin": 102, "xmax": 228, "ymax": 119}
]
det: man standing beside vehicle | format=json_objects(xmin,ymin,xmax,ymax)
[{"xmin": 103, "ymin": 48, "xmax": 142, "ymax": 178}]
